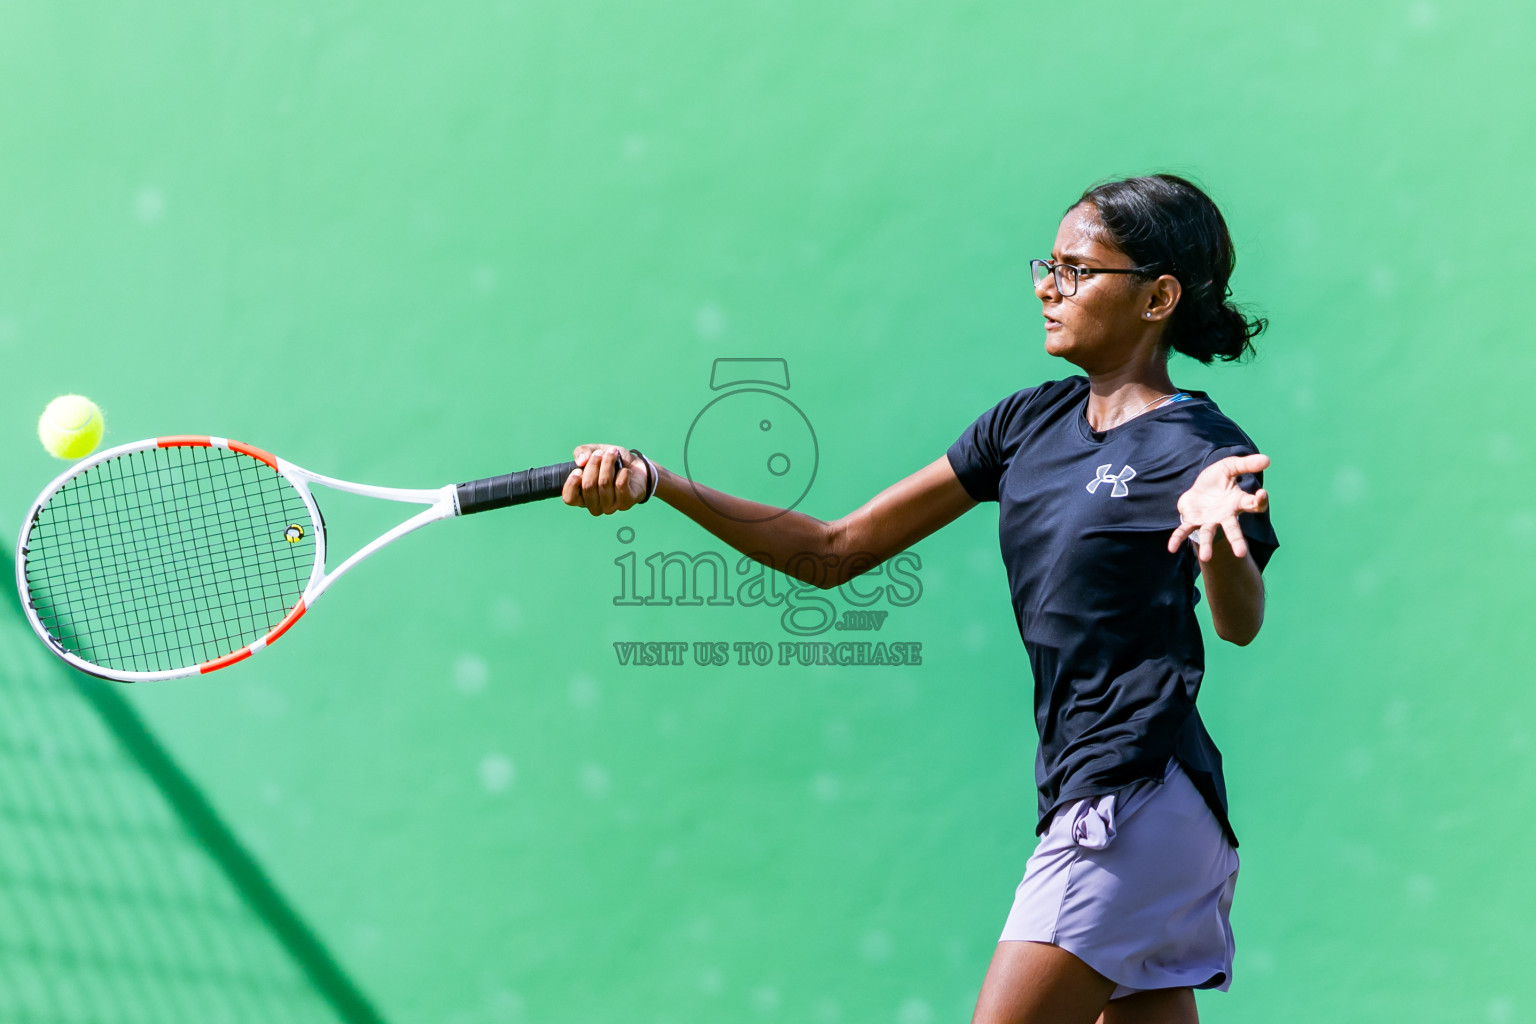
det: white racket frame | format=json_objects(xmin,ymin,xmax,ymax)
[{"xmin": 16, "ymin": 435, "xmax": 463, "ymax": 683}]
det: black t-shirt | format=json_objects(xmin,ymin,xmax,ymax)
[{"xmin": 946, "ymin": 376, "xmax": 1277, "ymax": 847}]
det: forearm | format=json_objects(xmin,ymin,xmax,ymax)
[
  {"xmin": 1197, "ymin": 536, "xmax": 1265, "ymax": 645},
  {"xmin": 653, "ymin": 463, "xmax": 842, "ymax": 587},
  {"xmin": 647, "ymin": 456, "xmax": 975, "ymax": 589},
  {"xmin": 569, "ymin": 448, "xmax": 973, "ymax": 589}
]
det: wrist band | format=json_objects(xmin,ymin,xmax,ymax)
[{"xmin": 626, "ymin": 448, "xmax": 659, "ymax": 504}]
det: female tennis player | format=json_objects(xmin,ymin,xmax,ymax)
[{"xmin": 565, "ymin": 173, "xmax": 1276, "ymax": 1024}]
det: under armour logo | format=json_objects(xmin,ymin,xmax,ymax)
[{"xmin": 1087, "ymin": 464, "xmax": 1136, "ymax": 497}]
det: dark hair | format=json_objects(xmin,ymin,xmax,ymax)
[{"xmin": 1071, "ymin": 174, "xmax": 1266, "ymax": 364}]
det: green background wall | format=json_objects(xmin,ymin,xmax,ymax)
[{"xmin": 3, "ymin": 1, "xmax": 1533, "ymax": 1021}]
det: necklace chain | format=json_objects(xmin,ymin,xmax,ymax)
[{"xmin": 1135, "ymin": 390, "xmax": 1188, "ymax": 415}]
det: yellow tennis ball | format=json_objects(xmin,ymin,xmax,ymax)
[{"xmin": 38, "ymin": 395, "xmax": 105, "ymax": 460}]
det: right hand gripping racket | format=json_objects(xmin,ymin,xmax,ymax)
[{"xmin": 15, "ymin": 435, "xmax": 605, "ymax": 682}]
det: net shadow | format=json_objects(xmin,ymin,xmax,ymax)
[{"xmin": 1, "ymin": 552, "xmax": 385, "ymax": 1023}]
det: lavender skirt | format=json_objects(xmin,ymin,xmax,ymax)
[{"xmin": 999, "ymin": 758, "xmax": 1240, "ymax": 999}]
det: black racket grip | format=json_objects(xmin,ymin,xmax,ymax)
[{"xmin": 456, "ymin": 461, "xmax": 581, "ymax": 515}]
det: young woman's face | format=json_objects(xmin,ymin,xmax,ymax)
[{"xmin": 1036, "ymin": 204, "xmax": 1162, "ymax": 371}]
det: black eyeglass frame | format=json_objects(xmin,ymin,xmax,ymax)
[{"xmin": 1030, "ymin": 258, "xmax": 1157, "ymax": 297}]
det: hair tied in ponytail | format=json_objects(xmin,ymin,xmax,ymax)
[{"xmin": 1072, "ymin": 175, "xmax": 1266, "ymax": 364}]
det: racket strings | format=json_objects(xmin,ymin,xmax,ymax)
[
  {"xmin": 23, "ymin": 446, "xmax": 317, "ymax": 674},
  {"xmin": 31, "ymin": 451, "xmax": 309, "ymax": 670},
  {"xmin": 42, "ymin": 451, "xmax": 307, "ymax": 663}
]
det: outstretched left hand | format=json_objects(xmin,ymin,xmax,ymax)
[{"xmin": 1167, "ymin": 454, "xmax": 1270, "ymax": 562}]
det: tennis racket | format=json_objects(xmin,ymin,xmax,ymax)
[{"xmin": 15, "ymin": 435, "xmax": 608, "ymax": 682}]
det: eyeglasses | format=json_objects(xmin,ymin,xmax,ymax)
[{"xmin": 1031, "ymin": 259, "xmax": 1154, "ymax": 297}]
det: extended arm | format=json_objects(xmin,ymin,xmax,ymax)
[
  {"xmin": 564, "ymin": 446, "xmax": 978, "ymax": 589},
  {"xmin": 1167, "ymin": 453, "xmax": 1270, "ymax": 646},
  {"xmin": 1191, "ymin": 535, "xmax": 1265, "ymax": 646}
]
